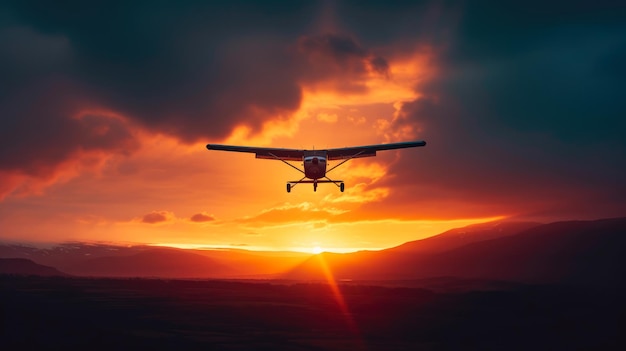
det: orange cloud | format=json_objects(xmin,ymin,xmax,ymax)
[
  {"xmin": 189, "ymin": 212, "xmax": 215, "ymax": 223},
  {"xmin": 296, "ymin": 33, "xmax": 390, "ymax": 94},
  {"xmin": 237, "ymin": 202, "xmax": 348, "ymax": 227},
  {"xmin": 316, "ymin": 112, "xmax": 338, "ymax": 123},
  {"xmin": 140, "ymin": 211, "xmax": 175, "ymax": 225},
  {"xmin": 0, "ymin": 107, "xmax": 140, "ymax": 200}
]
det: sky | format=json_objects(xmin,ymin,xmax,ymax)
[{"xmin": 1, "ymin": 0, "xmax": 625, "ymax": 252}]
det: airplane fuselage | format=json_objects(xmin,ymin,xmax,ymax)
[{"xmin": 303, "ymin": 151, "xmax": 327, "ymax": 180}]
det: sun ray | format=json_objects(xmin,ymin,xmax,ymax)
[{"xmin": 314, "ymin": 254, "xmax": 363, "ymax": 345}]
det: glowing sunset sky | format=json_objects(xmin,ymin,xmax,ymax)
[{"xmin": 1, "ymin": 1, "xmax": 625, "ymax": 252}]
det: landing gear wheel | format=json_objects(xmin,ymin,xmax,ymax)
[
  {"xmin": 340, "ymin": 182, "xmax": 345, "ymax": 192},
  {"xmin": 286, "ymin": 183, "xmax": 291, "ymax": 193},
  {"xmin": 313, "ymin": 182, "xmax": 317, "ymax": 192}
]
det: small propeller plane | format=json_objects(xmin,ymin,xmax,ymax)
[{"xmin": 206, "ymin": 140, "xmax": 426, "ymax": 192}]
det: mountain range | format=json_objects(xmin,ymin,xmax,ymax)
[
  {"xmin": 2, "ymin": 217, "xmax": 625, "ymax": 286},
  {"xmin": 0, "ymin": 258, "xmax": 68, "ymax": 277},
  {"xmin": 284, "ymin": 218, "xmax": 626, "ymax": 285}
]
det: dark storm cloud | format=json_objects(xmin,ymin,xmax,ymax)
[
  {"xmin": 299, "ymin": 34, "xmax": 368, "ymax": 58},
  {"xmin": 0, "ymin": 0, "xmax": 319, "ymax": 183},
  {"xmin": 1, "ymin": 1, "xmax": 316, "ymax": 141},
  {"xmin": 296, "ymin": 33, "xmax": 390, "ymax": 91},
  {"xmin": 380, "ymin": 1, "xmax": 626, "ymax": 219},
  {"xmin": 2, "ymin": 0, "xmax": 624, "ymax": 220},
  {"xmin": 0, "ymin": 78, "xmax": 138, "ymax": 177},
  {"xmin": 369, "ymin": 56, "xmax": 390, "ymax": 76},
  {"xmin": 1, "ymin": 0, "xmax": 399, "ymax": 184}
]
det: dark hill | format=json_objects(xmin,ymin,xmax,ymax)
[
  {"xmin": 0, "ymin": 258, "xmax": 68, "ymax": 276},
  {"xmin": 427, "ymin": 217, "xmax": 626, "ymax": 284},
  {"xmin": 282, "ymin": 220, "xmax": 542, "ymax": 281},
  {"xmin": 389, "ymin": 221, "xmax": 541, "ymax": 254},
  {"xmin": 0, "ymin": 243, "xmax": 148, "ymax": 271},
  {"xmin": 283, "ymin": 218, "xmax": 626, "ymax": 285},
  {"xmin": 64, "ymin": 248, "xmax": 235, "ymax": 278},
  {"xmin": 0, "ymin": 243, "xmax": 311, "ymax": 278}
]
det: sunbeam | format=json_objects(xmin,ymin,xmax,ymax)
[{"xmin": 314, "ymin": 253, "xmax": 363, "ymax": 347}]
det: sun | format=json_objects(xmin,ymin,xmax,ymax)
[{"xmin": 312, "ymin": 246, "xmax": 323, "ymax": 254}]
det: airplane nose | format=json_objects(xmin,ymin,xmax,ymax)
[{"xmin": 312, "ymin": 157, "xmax": 318, "ymax": 165}]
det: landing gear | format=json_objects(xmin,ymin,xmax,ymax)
[{"xmin": 286, "ymin": 179, "xmax": 344, "ymax": 193}]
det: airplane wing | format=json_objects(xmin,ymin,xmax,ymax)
[
  {"xmin": 207, "ymin": 140, "xmax": 426, "ymax": 161},
  {"xmin": 326, "ymin": 140, "xmax": 426, "ymax": 160},
  {"xmin": 206, "ymin": 144, "xmax": 304, "ymax": 161}
]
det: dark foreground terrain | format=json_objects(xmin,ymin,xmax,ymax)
[{"xmin": 1, "ymin": 276, "xmax": 624, "ymax": 350}]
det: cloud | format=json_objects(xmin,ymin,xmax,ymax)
[
  {"xmin": 0, "ymin": 2, "xmax": 319, "ymax": 143},
  {"xmin": 316, "ymin": 112, "xmax": 338, "ymax": 123},
  {"xmin": 0, "ymin": 2, "xmax": 309, "ymax": 197},
  {"xmin": 237, "ymin": 202, "xmax": 348, "ymax": 226},
  {"xmin": 0, "ymin": 82, "xmax": 135, "ymax": 169},
  {"xmin": 2, "ymin": 0, "xmax": 624, "ymax": 224},
  {"xmin": 141, "ymin": 210, "xmax": 174, "ymax": 224},
  {"xmin": 296, "ymin": 33, "xmax": 390, "ymax": 92},
  {"xmin": 0, "ymin": 77, "xmax": 140, "ymax": 198},
  {"xmin": 369, "ymin": 56, "xmax": 390, "ymax": 76},
  {"xmin": 371, "ymin": 1, "xmax": 626, "ymax": 220},
  {"xmin": 189, "ymin": 212, "xmax": 215, "ymax": 223},
  {"xmin": 0, "ymin": 3, "xmax": 399, "ymax": 199},
  {"xmin": 0, "ymin": 26, "xmax": 70, "ymax": 80}
]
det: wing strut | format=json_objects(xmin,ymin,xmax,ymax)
[
  {"xmin": 268, "ymin": 152, "xmax": 304, "ymax": 174},
  {"xmin": 326, "ymin": 149, "xmax": 367, "ymax": 175},
  {"xmin": 323, "ymin": 176, "xmax": 345, "ymax": 189}
]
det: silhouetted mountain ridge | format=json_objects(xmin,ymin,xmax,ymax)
[
  {"xmin": 0, "ymin": 243, "xmax": 310, "ymax": 278},
  {"xmin": 2, "ymin": 217, "xmax": 624, "ymax": 283},
  {"xmin": 0, "ymin": 258, "xmax": 68, "ymax": 276},
  {"xmin": 389, "ymin": 221, "xmax": 541, "ymax": 254},
  {"xmin": 428, "ymin": 217, "xmax": 626, "ymax": 284},
  {"xmin": 67, "ymin": 248, "xmax": 234, "ymax": 278},
  {"xmin": 0, "ymin": 242, "xmax": 149, "ymax": 270},
  {"xmin": 283, "ymin": 217, "xmax": 626, "ymax": 285}
]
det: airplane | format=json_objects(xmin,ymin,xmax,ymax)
[{"xmin": 206, "ymin": 140, "xmax": 426, "ymax": 192}]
